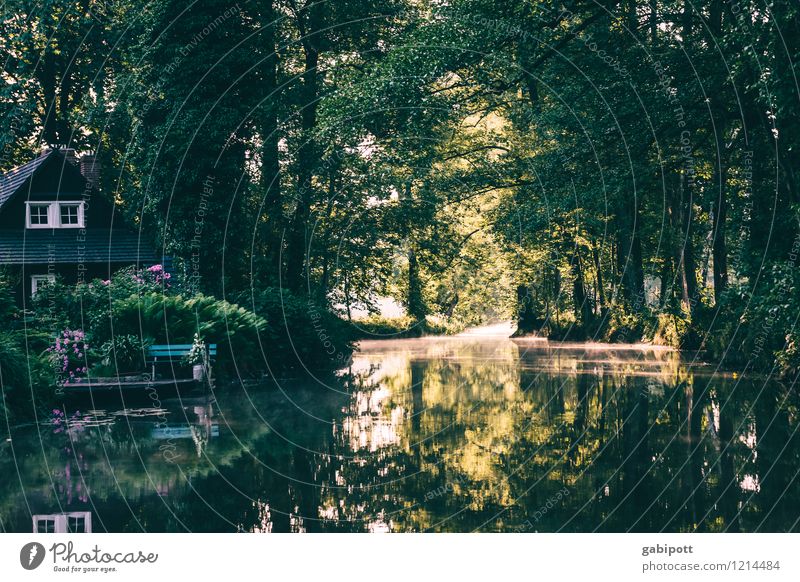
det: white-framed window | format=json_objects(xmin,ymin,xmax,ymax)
[
  {"xmin": 32, "ymin": 512, "xmax": 92, "ymax": 534},
  {"xmin": 30, "ymin": 274, "xmax": 55, "ymax": 296},
  {"xmin": 59, "ymin": 203, "xmax": 81, "ymax": 226},
  {"xmin": 26, "ymin": 202, "xmax": 84, "ymax": 228},
  {"xmin": 67, "ymin": 514, "xmax": 88, "ymax": 533},
  {"xmin": 34, "ymin": 517, "xmax": 55, "ymax": 533},
  {"xmin": 26, "ymin": 202, "xmax": 52, "ymax": 227}
]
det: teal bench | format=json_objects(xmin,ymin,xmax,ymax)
[{"xmin": 147, "ymin": 343, "xmax": 217, "ymax": 380}]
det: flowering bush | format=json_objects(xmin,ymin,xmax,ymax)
[
  {"xmin": 146, "ymin": 264, "xmax": 171, "ymax": 286},
  {"xmin": 102, "ymin": 264, "xmax": 171, "ymax": 295},
  {"xmin": 30, "ymin": 265, "xmax": 175, "ymax": 352},
  {"xmin": 48, "ymin": 329, "xmax": 90, "ymax": 381}
]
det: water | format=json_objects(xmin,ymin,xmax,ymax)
[{"xmin": 2, "ymin": 336, "xmax": 799, "ymax": 532}]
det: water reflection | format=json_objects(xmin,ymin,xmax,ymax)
[{"xmin": 1, "ymin": 337, "xmax": 799, "ymax": 532}]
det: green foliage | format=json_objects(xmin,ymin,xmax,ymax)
[
  {"xmin": 96, "ymin": 335, "xmax": 152, "ymax": 376},
  {"xmin": 350, "ymin": 315, "xmax": 450, "ymax": 339},
  {"xmin": 241, "ymin": 288, "xmax": 355, "ymax": 373},
  {"xmin": 2, "ymin": 0, "xmax": 800, "ymax": 379},
  {"xmin": 27, "ymin": 265, "xmax": 168, "ymax": 338},
  {"xmin": 604, "ymin": 306, "xmax": 647, "ymax": 344},
  {"xmin": 0, "ymin": 279, "xmax": 50, "ymax": 423},
  {"xmin": 651, "ymin": 312, "xmax": 692, "ymax": 348},
  {"xmin": 701, "ymin": 263, "xmax": 800, "ymax": 377},
  {"xmin": 111, "ymin": 293, "xmax": 267, "ymax": 376},
  {"xmin": 0, "ymin": 328, "xmax": 28, "ymax": 423}
]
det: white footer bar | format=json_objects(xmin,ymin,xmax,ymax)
[{"xmin": 1, "ymin": 533, "xmax": 798, "ymax": 581}]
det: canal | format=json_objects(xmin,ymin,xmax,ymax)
[{"xmin": 2, "ymin": 334, "xmax": 799, "ymax": 532}]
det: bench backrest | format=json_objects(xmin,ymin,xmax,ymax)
[{"xmin": 147, "ymin": 344, "xmax": 217, "ymax": 360}]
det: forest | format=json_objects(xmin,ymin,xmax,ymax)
[{"xmin": 1, "ymin": 0, "xmax": 799, "ymax": 411}]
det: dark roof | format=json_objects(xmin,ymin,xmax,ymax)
[
  {"xmin": 0, "ymin": 151, "xmax": 54, "ymax": 208},
  {"xmin": 0, "ymin": 229, "xmax": 159, "ymax": 265}
]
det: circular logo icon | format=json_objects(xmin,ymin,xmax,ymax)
[{"xmin": 20, "ymin": 542, "xmax": 46, "ymax": 570}]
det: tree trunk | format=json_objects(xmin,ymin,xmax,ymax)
[
  {"xmin": 680, "ymin": 172, "xmax": 699, "ymax": 314},
  {"xmin": 659, "ymin": 259, "xmax": 672, "ymax": 309},
  {"xmin": 286, "ymin": 5, "xmax": 322, "ymax": 293},
  {"xmin": 711, "ymin": 126, "xmax": 729, "ymax": 303},
  {"xmin": 407, "ymin": 247, "xmax": 426, "ymax": 322},
  {"xmin": 592, "ymin": 241, "xmax": 607, "ymax": 316},
  {"xmin": 344, "ymin": 270, "xmax": 353, "ymax": 321},
  {"xmin": 616, "ymin": 203, "xmax": 645, "ymax": 309},
  {"xmin": 649, "ymin": 0, "xmax": 658, "ymax": 43},
  {"xmin": 570, "ymin": 249, "xmax": 591, "ymax": 332},
  {"xmin": 316, "ymin": 173, "xmax": 336, "ymax": 302},
  {"xmin": 515, "ymin": 284, "xmax": 537, "ymax": 335},
  {"xmin": 259, "ymin": 1, "xmax": 282, "ymax": 286}
]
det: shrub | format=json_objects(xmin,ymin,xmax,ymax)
[
  {"xmin": 27, "ymin": 275, "xmax": 354, "ymax": 381},
  {"xmin": 650, "ymin": 311, "xmax": 692, "ymax": 348},
  {"xmin": 350, "ymin": 315, "xmax": 449, "ymax": 339},
  {"xmin": 702, "ymin": 262, "xmax": 800, "ymax": 376},
  {"xmin": 239, "ymin": 288, "xmax": 355, "ymax": 372},
  {"xmin": 603, "ymin": 304, "xmax": 647, "ymax": 344},
  {"xmin": 27, "ymin": 265, "xmax": 171, "ymax": 342},
  {"xmin": 776, "ymin": 333, "xmax": 800, "ymax": 379},
  {"xmin": 95, "ymin": 334, "xmax": 152, "ymax": 376},
  {"xmin": 111, "ymin": 293, "xmax": 267, "ymax": 376},
  {"xmin": 0, "ymin": 279, "xmax": 51, "ymax": 423}
]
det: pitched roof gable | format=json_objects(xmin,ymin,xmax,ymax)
[{"xmin": 0, "ymin": 150, "xmax": 88, "ymax": 211}]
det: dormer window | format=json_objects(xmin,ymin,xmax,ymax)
[
  {"xmin": 27, "ymin": 203, "xmax": 50, "ymax": 227},
  {"xmin": 26, "ymin": 202, "xmax": 84, "ymax": 228},
  {"xmin": 59, "ymin": 203, "xmax": 81, "ymax": 226}
]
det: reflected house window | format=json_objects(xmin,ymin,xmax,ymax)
[
  {"xmin": 35, "ymin": 518, "xmax": 55, "ymax": 533},
  {"xmin": 68, "ymin": 515, "xmax": 87, "ymax": 533},
  {"xmin": 32, "ymin": 512, "xmax": 92, "ymax": 533}
]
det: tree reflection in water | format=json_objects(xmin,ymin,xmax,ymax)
[{"xmin": 1, "ymin": 337, "xmax": 798, "ymax": 532}]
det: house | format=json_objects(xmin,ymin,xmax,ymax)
[{"xmin": 0, "ymin": 148, "xmax": 159, "ymax": 298}]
